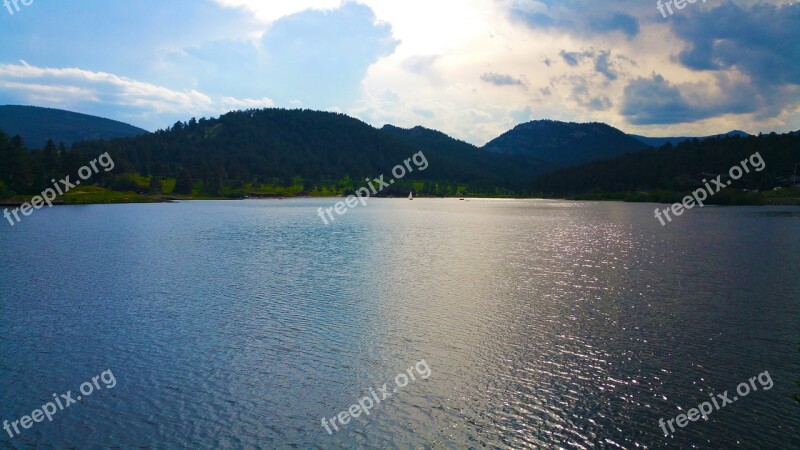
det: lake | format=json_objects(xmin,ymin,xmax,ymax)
[{"xmin": 1, "ymin": 199, "xmax": 798, "ymax": 449}]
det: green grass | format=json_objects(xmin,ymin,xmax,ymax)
[
  {"xmin": 61, "ymin": 186, "xmax": 158, "ymax": 204},
  {"xmin": 560, "ymin": 188, "xmax": 776, "ymax": 206},
  {"xmin": 761, "ymin": 186, "xmax": 800, "ymax": 205}
]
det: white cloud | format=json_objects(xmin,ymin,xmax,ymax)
[
  {"xmin": 0, "ymin": 61, "xmax": 273, "ymax": 130},
  {"xmin": 3, "ymin": 0, "xmax": 798, "ymax": 143},
  {"xmin": 213, "ymin": 0, "xmax": 341, "ymax": 24},
  {"xmin": 219, "ymin": 96, "xmax": 275, "ymax": 109},
  {"xmin": 348, "ymin": 0, "xmax": 800, "ymax": 143}
]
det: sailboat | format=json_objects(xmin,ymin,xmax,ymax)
[{"xmin": 408, "ymin": 191, "xmax": 414, "ymax": 201}]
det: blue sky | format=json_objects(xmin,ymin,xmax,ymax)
[{"xmin": 0, "ymin": 0, "xmax": 798, "ymax": 144}]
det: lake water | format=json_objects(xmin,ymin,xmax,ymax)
[{"xmin": 1, "ymin": 199, "xmax": 798, "ymax": 449}]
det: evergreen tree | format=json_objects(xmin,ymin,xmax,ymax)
[
  {"xmin": 43, "ymin": 139, "xmax": 60, "ymax": 179},
  {"xmin": 202, "ymin": 167, "xmax": 224, "ymax": 196},
  {"xmin": 173, "ymin": 169, "xmax": 193, "ymax": 195},
  {"xmin": 149, "ymin": 176, "xmax": 163, "ymax": 194}
]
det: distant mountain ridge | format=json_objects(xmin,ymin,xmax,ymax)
[
  {"xmin": 482, "ymin": 120, "xmax": 648, "ymax": 167},
  {"xmin": 2, "ymin": 105, "xmax": 798, "ymax": 202},
  {"xmin": 380, "ymin": 124, "xmax": 544, "ymax": 183},
  {"xmin": 532, "ymin": 130, "xmax": 800, "ymax": 202},
  {"xmin": 0, "ymin": 105, "xmax": 148, "ymax": 148},
  {"xmin": 60, "ymin": 108, "xmax": 540, "ymax": 194},
  {"xmin": 381, "ymin": 125, "xmax": 478, "ymax": 153},
  {"xmin": 630, "ymin": 130, "xmax": 751, "ymax": 147}
]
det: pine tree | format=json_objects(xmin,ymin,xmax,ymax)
[
  {"xmin": 173, "ymin": 169, "xmax": 193, "ymax": 195},
  {"xmin": 149, "ymin": 176, "xmax": 163, "ymax": 194}
]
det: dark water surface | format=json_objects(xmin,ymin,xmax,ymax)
[{"xmin": 1, "ymin": 199, "xmax": 798, "ymax": 449}]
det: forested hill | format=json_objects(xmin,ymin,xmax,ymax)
[
  {"xmin": 630, "ymin": 130, "xmax": 751, "ymax": 148},
  {"xmin": 65, "ymin": 109, "xmax": 540, "ymax": 194},
  {"xmin": 379, "ymin": 124, "xmax": 544, "ymax": 181},
  {"xmin": 380, "ymin": 124, "xmax": 478, "ymax": 155},
  {"xmin": 483, "ymin": 120, "xmax": 648, "ymax": 166},
  {"xmin": 0, "ymin": 105, "xmax": 147, "ymax": 148},
  {"xmin": 3, "ymin": 107, "xmax": 798, "ymax": 202},
  {"xmin": 531, "ymin": 132, "xmax": 800, "ymax": 203}
]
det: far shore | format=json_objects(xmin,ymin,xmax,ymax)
[{"xmin": 3, "ymin": 192, "xmax": 799, "ymax": 207}]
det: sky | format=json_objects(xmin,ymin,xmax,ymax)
[{"xmin": 0, "ymin": 0, "xmax": 798, "ymax": 145}]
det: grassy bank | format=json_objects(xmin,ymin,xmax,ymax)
[
  {"xmin": 4, "ymin": 176, "xmax": 799, "ymax": 206},
  {"xmin": 559, "ymin": 187, "xmax": 800, "ymax": 206}
]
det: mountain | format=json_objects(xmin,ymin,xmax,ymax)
[
  {"xmin": 381, "ymin": 125, "xmax": 479, "ymax": 154},
  {"xmin": 57, "ymin": 109, "xmax": 538, "ymax": 195},
  {"xmin": 0, "ymin": 105, "xmax": 148, "ymax": 148},
  {"xmin": 532, "ymin": 131, "xmax": 799, "ymax": 202},
  {"xmin": 380, "ymin": 124, "xmax": 544, "ymax": 181},
  {"xmin": 722, "ymin": 130, "xmax": 752, "ymax": 138},
  {"xmin": 482, "ymin": 120, "xmax": 648, "ymax": 167},
  {"xmin": 3, "ymin": 106, "xmax": 793, "ymax": 202},
  {"xmin": 630, "ymin": 130, "xmax": 751, "ymax": 147}
]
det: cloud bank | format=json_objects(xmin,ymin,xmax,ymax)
[{"xmin": 0, "ymin": 0, "xmax": 796, "ymax": 143}]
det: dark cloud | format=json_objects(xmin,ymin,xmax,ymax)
[
  {"xmin": 559, "ymin": 50, "xmax": 584, "ymax": 67},
  {"xmin": 509, "ymin": 1, "xmax": 640, "ymax": 38},
  {"xmin": 559, "ymin": 49, "xmax": 618, "ymax": 80},
  {"xmin": 589, "ymin": 13, "xmax": 639, "ymax": 38},
  {"xmin": 672, "ymin": 2, "xmax": 800, "ymax": 86},
  {"xmin": 594, "ymin": 51, "xmax": 617, "ymax": 81},
  {"xmin": 663, "ymin": 2, "xmax": 800, "ymax": 121},
  {"xmin": 480, "ymin": 72, "xmax": 527, "ymax": 87},
  {"xmin": 588, "ymin": 96, "xmax": 612, "ymax": 111},
  {"xmin": 566, "ymin": 76, "xmax": 613, "ymax": 111},
  {"xmin": 621, "ymin": 74, "xmax": 758, "ymax": 125},
  {"xmin": 621, "ymin": 74, "xmax": 696, "ymax": 124}
]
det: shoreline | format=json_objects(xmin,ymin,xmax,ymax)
[{"xmin": 2, "ymin": 194, "xmax": 798, "ymax": 207}]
